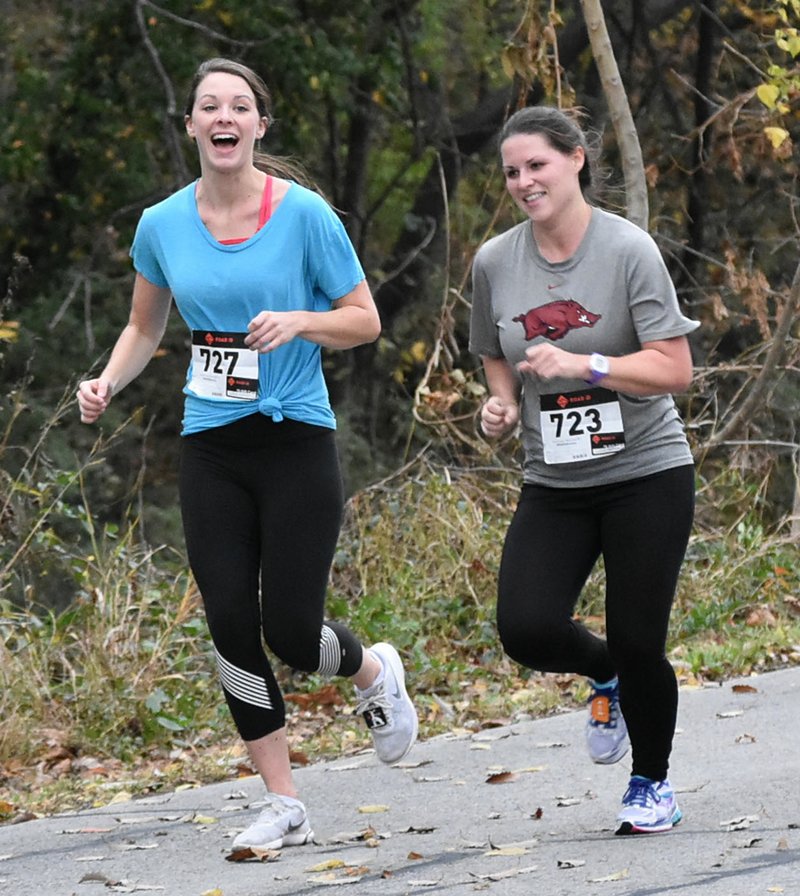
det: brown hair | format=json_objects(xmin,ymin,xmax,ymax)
[{"xmin": 185, "ymin": 57, "xmax": 315, "ymax": 187}]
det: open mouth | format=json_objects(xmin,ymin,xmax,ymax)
[{"xmin": 211, "ymin": 133, "xmax": 239, "ymax": 148}]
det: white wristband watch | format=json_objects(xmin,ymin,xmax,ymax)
[{"xmin": 586, "ymin": 352, "xmax": 610, "ymax": 385}]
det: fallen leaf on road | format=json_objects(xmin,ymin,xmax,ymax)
[
  {"xmin": 328, "ymin": 825, "xmax": 387, "ymax": 844},
  {"xmin": 358, "ymin": 804, "xmax": 389, "ymax": 814},
  {"xmin": 732, "ymin": 684, "xmax": 758, "ymax": 693},
  {"xmin": 732, "ymin": 837, "xmax": 762, "ymax": 848},
  {"xmin": 307, "ymin": 859, "xmax": 347, "ymax": 872},
  {"xmin": 488, "ymin": 837, "xmax": 538, "ymax": 851},
  {"xmin": 108, "ymin": 885, "xmax": 165, "ymax": 893},
  {"xmin": 307, "ymin": 872, "xmax": 365, "ymax": 885},
  {"xmin": 61, "ymin": 827, "xmax": 114, "ymax": 834},
  {"xmin": 486, "ymin": 771, "xmax": 517, "ymax": 784},
  {"xmin": 470, "ymin": 864, "xmax": 539, "ymax": 881},
  {"xmin": 225, "ymin": 846, "xmax": 281, "ymax": 862},
  {"xmin": 484, "ymin": 846, "xmax": 528, "ymax": 857},
  {"xmin": 588, "ymin": 868, "xmax": 629, "ymax": 882},
  {"xmin": 721, "ymin": 815, "xmax": 759, "ymax": 831}
]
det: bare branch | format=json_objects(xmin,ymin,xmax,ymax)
[
  {"xmin": 704, "ymin": 258, "xmax": 800, "ymax": 449},
  {"xmin": 134, "ymin": 0, "xmax": 190, "ymax": 185}
]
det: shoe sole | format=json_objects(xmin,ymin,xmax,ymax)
[
  {"xmin": 233, "ymin": 827, "xmax": 314, "ymax": 851},
  {"xmin": 615, "ymin": 808, "xmax": 683, "ymax": 836},
  {"xmin": 589, "ymin": 741, "xmax": 629, "ymax": 765},
  {"xmin": 370, "ymin": 642, "xmax": 419, "ymax": 764}
]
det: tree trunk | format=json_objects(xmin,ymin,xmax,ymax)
[{"xmin": 579, "ymin": 0, "xmax": 648, "ymax": 229}]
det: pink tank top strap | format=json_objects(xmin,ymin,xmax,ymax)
[{"xmin": 258, "ymin": 175, "xmax": 273, "ymax": 227}]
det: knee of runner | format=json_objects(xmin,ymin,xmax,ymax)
[
  {"xmin": 498, "ymin": 617, "xmax": 564, "ymax": 669},
  {"xmin": 265, "ymin": 634, "xmax": 320, "ymax": 674}
]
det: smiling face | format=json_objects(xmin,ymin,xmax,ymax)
[
  {"xmin": 501, "ymin": 132, "xmax": 585, "ymax": 226},
  {"xmin": 184, "ymin": 71, "xmax": 268, "ymax": 173}
]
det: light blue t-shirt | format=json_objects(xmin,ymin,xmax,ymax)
[{"xmin": 130, "ymin": 180, "xmax": 365, "ymax": 435}]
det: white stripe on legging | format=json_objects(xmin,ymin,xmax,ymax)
[
  {"xmin": 317, "ymin": 624, "xmax": 341, "ymax": 677},
  {"xmin": 214, "ymin": 647, "xmax": 273, "ymax": 710}
]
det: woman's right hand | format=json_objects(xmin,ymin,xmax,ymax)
[
  {"xmin": 480, "ymin": 396, "xmax": 520, "ymax": 438},
  {"xmin": 77, "ymin": 378, "xmax": 112, "ymax": 424}
]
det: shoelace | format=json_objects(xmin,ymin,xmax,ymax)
[
  {"xmin": 253, "ymin": 799, "xmax": 301, "ymax": 825},
  {"xmin": 622, "ymin": 778, "xmax": 660, "ymax": 809},
  {"xmin": 355, "ymin": 689, "xmax": 392, "ymax": 717}
]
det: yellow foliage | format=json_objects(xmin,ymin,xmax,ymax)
[
  {"xmin": 764, "ymin": 126, "xmax": 790, "ymax": 148},
  {"xmin": 0, "ymin": 321, "xmax": 20, "ymax": 342},
  {"xmin": 757, "ymin": 83, "xmax": 780, "ymax": 109}
]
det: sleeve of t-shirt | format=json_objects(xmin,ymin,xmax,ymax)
[
  {"xmin": 469, "ymin": 250, "xmax": 503, "ymax": 358},
  {"xmin": 302, "ymin": 192, "xmax": 365, "ymax": 301},
  {"xmin": 627, "ymin": 233, "xmax": 700, "ymax": 343},
  {"xmin": 130, "ymin": 209, "xmax": 170, "ymax": 289}
]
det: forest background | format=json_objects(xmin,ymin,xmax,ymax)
[{"xmin": 1, "ymin": 0, "xmax": 799, "ymax": 817}]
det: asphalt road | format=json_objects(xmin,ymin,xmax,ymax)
[{"xmin": 1, "ymin": 666, "xmax": 799, "ymax": 896}]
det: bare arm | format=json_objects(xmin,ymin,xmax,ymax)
[
  {"xmin": 244, "ymin": 278, "xmax": 381, "ymax": 353},
  {"xmin": 517, "ymin": 335, "xmax": 693, "ymax": 396},
  {"xmin": 479, "ymin": 355, "xmax": 522, "ymax": 438},
  {"xmin": 77, "ymin": 273, "xmax": 172, "ymax": 423}
]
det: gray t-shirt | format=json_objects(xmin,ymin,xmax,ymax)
[{"xmin": 469, "ymin": 207, "xmax": 699, "ymax": 488}]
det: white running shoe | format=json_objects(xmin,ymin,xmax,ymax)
[
  {"xmin": 616, "ymin": 776, "xmax": 683, "ymax": 835},
  {"xmin": 355, "ymin": 642, "xmax": 418, "ymax": 764},
  {"xmin": 585, "ymin": 677, "xmax": 629, "ymax": 764},
  {"xmin": 232, "ymin": 793, "xmax": 314, "ymax": 851}
]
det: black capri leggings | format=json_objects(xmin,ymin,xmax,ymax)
[
  {"xmin": 179, "ymin": 415, "xmax": 364, "ymax": 741},
  {"xmin": 497, "ymin": 464, "xmax": 695, "ymax": 781}
]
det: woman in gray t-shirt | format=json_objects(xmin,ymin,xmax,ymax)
[{"xmin": 470, "ymin": 106, "xmax": 698, "ymax": 836}]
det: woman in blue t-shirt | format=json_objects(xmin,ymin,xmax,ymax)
[{"xmin": 77, "ymin": 57, "xmax": 417, "ymax": 854}]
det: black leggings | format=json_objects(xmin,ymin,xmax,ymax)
[
  {"xmin": 179, "ymin": 415, "xmax": 363, "ymax": 741},
  {"xmin": 497, "ymin": 464, "xmax": 695, "ymax": 781}
]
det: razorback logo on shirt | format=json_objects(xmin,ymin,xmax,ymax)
[{"xmin": 513, "ymin": 299, "xmax": 601, "ymax": 341}]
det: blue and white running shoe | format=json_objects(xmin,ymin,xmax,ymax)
[{"xmin": 616, "ymin": 776, "xmax": 683, "ymax": 835}]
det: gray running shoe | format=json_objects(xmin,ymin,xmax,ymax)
[
  {"xmin": 355, "ymin": 642, "xmax": 418, "ymax": 764},
  {"xmin": 232, "ymin": 793, "xmax": 313, "ymax": 851},
  {"xmin": 585, "ymin": 677, "xmax": 629, "ymax": 764}
]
